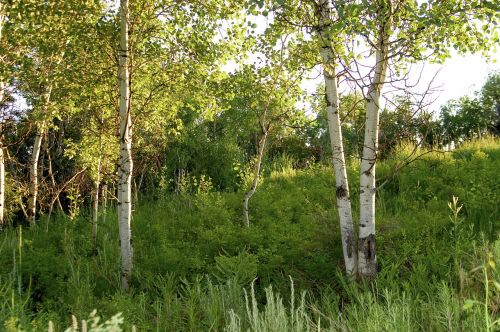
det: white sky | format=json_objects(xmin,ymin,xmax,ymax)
[
  {"xmin": 298, "ymin": 51, "xmax": 500, "ymax": 114},
  {"xmin": 422, "ymin": 52, "xmax": 500, "ymax": 110}
]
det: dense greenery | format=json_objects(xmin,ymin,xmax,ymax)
[
  {"xmin": 1, "ymin": 139, "xmax": 498, "ymax": 331},
  {"xmin": 1, "ymin": 0, "xmax": 499, "ymax": 329}
]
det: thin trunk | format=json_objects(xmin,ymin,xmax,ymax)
[
  {"xmin": 358, "ymin": 2, "xmax": 391, "ymax": 279},
  {"xmin": 38, "ymin": 132, "xmax": 47, "ymax": 183},
  {"xmin": 92, "ymin": 157, "xmax": 101, "ymax": 244},
  {"xmin": 47, "ymin": 147, "xmax": 63, "ymax": 212},
  {"xmin": 92, "ymin": 122, "xmax": 103, "ymax": 243},
  {"xmin": 28, "ymin": 89, "xmax": 51, "ymax": 225},
  {"xmin": 317, "ymin": 0, "xmax": 357, "ymax": 275},
  {"xmin": 133, "ymin": 178, "xmax": 138, "ymax": 205},
  {"xmin": 137, "ymin": 168, "xmax": 145, "ymax": 195},
  {"xmin": 0, "ymin": 3, "xmax": 4, "ymax": 39},
  {"xmin": 118, "ymin": 0, "xmax": 133, "ymax": 291},
  {"xmin": 28, "ymin": 128, "xmax": 43, "ymax": 225},
  {"xmin": 101, "ymin": 183, "xmax": 107, "ymax": 223},
  {"xmin": 242, "ymin": 130, "xmax": 267, "ymax": 227}
]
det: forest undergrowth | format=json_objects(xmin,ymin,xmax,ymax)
[{"xmin": 0, "ymin": 139, "xmax": 499, "ymax": 331}]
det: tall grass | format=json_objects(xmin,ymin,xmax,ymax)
[{"xmin": 0, "ymin": 138, "xmax": 498, "ymax": 331}]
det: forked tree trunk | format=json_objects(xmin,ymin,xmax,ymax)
[
  {"xmin": 242, "ymin": 129, "xmax": 268, "ymax": 227},
  {"xmin": 358, "ymin": 2, "xmax": 391, "ymax": 279},
  {"xmin": 317, "ymin": 0, "xmax": 357, "ymax": 276},
  {"xmin": 118, "ymin": 0, "xmax": 133, "ymax": 291}
]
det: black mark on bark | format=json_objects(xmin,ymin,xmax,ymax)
[
  {"xmin": 346, "ymin": 233, "xmax": 353, "ymax": 258},
  {"xmin": 336, "ymin": 185, "xmax": 348, "ymax": 198},
  {"xmin": 359, "ymin": 234, "xmax": 376, "ymax": 261}
]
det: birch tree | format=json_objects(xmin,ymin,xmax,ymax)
[
  {"xmin": 247, "ymin": 0, "xmax": 497, "ymax": 278},
  {"xmin": 2, "ymin": 0, "xmax": 53, "ymax": 225},
  {"xmin": 243, "ymin": 0, "xmax": 357, "ymax": 272},
  {"xmin": 118, "ymin": 0, "xmax": 133, "ymax": 291},
  {"xmin": 350, "ymin": 0, "xmax": 499, "ymax": 278},
  {"xmin": 7, "ymin": 0, "xmax": 102, "ymax": 224},
  {"xmin": 234, "ymin": 60, "xmax": 306, "ymax": 226}
]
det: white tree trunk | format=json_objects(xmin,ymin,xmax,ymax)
[
  {"xmin": 101, "ymin": 183, "xmax": 107, "ymax": 223},
  {"xmin": 358, "ymin": 6, "xmax": 391, "ymax": 279},
  {"xmin": 242, "ymin": 130, "xmax": 267, "ymax": 227},
  {"xmin": 28, "ymin": 88, "xmax": 51, "ymax": 225},
  {"xmin": 28, "ymin": 128, "xmax": 43, "ymax": 225},
  {"xmin": 317, "ymin": 0, "xmax": 357, "ymax": 276},
  {"xmin": 118, "ymin": 0, "xmax": 133, "ymax": 291}
]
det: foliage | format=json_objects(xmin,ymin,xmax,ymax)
[
  {"xmin": 0, "ymin": 139, "xmax": 498, "ymax": 330},
  {"xmin": 1, "ymin": 0, "xmax": 499, "ymax": 328}
]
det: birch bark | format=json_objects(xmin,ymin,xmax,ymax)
[
  {"xmin": 28, "ymin": 89, "xmax": 51, "ymax": 225},
  {"xmin": 28, "ymin": 129, "xmax": 42, "ymax": 224},
  {"xmin": 316, "ymin": 0, "xmax": 357, "ymax": 276},
  {"xmin": 118, "ymin": 0, "xmax": 133, "ymax": 291},
  {"xmin": 101, "ymin": 183, "xmax": 107, "ymax": 223},
  {"xmin": 358, "ymin": 2, "xmax": 391, "ymax": 278}
]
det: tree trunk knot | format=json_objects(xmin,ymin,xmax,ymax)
[{"xmin": 336, "ymin": 185, "xmax": 348, "ymax": 198}]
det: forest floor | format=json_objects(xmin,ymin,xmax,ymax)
[{"xmin": 1, "ymin": 138, "xmax": 499, "ymax": 331}]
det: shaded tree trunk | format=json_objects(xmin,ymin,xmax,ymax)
[
  {"xmin": 92, "ymin": 156, "xmax": 101, "ymax": 244},
  {"xmin": 317, "ymin": 0, "xmax": 357, "ymax": 276},
  {"xmin": 47, "ymin": 145, "xmax": 63, "ymax": 213},
  {"xmin": 118, "ymin": 0, "xmax": 133, "ymax": 291},
  {"xmin": 92, "ymin": 122, "xmax": 103, "ymax": 243}
]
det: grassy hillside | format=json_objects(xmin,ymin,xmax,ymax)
[{"xmin": 1, "ymin": 138, "xmax": 499, "ymax": 331}]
